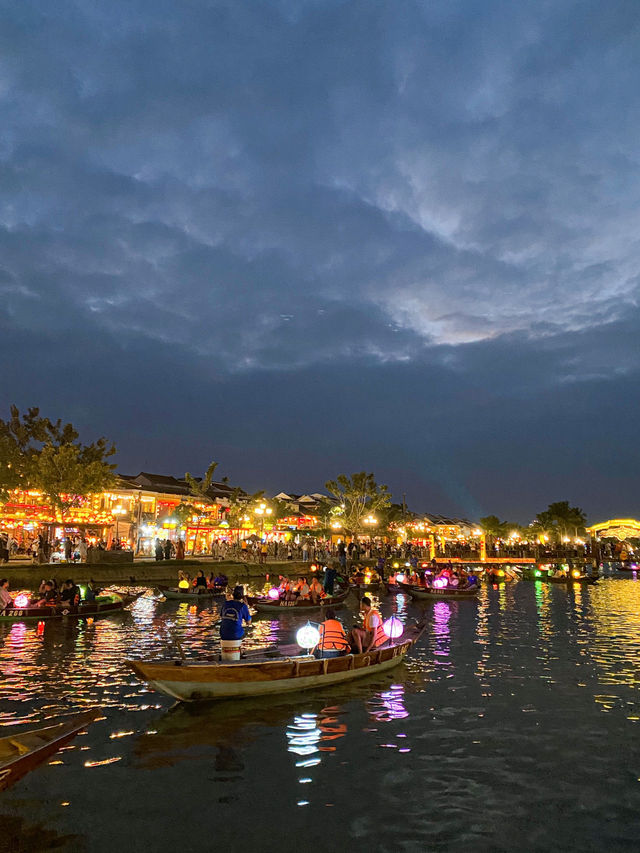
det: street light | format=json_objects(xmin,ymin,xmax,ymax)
[
  {"xmin": 254, "ymin": 503, "xmax": 273, "ymax": 536},
  {"xmin": 112, "ymin": 506, "xmax": 127, "ymax": 540}
]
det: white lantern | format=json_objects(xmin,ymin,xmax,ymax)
[
  {"xmin": 296, "ymin": 623, "xmax": 320, "ymax": 650},
  {"xmin": 383, "ymin": 615, "xmax": 403, "ymax": 640}
]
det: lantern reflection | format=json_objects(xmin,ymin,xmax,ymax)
[{"xmin": 367, "ymin": 684, "xmax": 409, "ymax": 722}]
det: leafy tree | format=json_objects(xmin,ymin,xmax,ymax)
[
  {"xmin": 479, "ymin": 515, "xmax": 508, "ymax": 538},
  {"xmin": 325, "ymin": 472, "xmax": 391, "ymax": 536},
  {"xmin": 0, "ymin": 405, "xmax": 116, "ymax": 518},
  {"xmin": 533, "ymin": 501, "xmax": 587, "ymax": 544}
]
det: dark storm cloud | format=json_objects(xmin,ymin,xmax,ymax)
[{"xmin": 2, "ymin": 0, "xmax": 640, "ymax": 517}]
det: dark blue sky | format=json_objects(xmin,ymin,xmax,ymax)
[{"xmin": 2, "ymin": 0, "xmax": 639, "ymax": 522}]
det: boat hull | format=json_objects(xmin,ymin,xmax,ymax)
[
  {"xmin": 251, "ymin": 589, "xmax": 349, "ymax": 614},
  {"xmin": 399, "ymin": 582, "xmax": 479, "ymax": 600},
  {"xmin": 0, "ymin": 710, "xmax": 99, "ymax": 791},
  {"xmin": 158, "ymin": 587, "xmax": 223, "ymax": 601},
  {"xmin": 127, "ymin": 625, "xmax": 424, "ymax": 702},
  {"xmin": 0, "ymin": 596, "xmax": 125, "ymax": 622}
]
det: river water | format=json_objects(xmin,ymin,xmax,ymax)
[{"xmin": 1, "ymin": 574, "xmax": 639, "ymax": 852}]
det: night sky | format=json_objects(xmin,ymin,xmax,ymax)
[{"xmin": 2, "ymin": 1, "xmax": 639, "ymax": 522}]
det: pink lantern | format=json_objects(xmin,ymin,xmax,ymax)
[
  {"xmin": 267, "ymin": 587, "xmax": 280, "ymax": 600},
  {"xmin": 433, "ymin": 577, "xmax": 447, "ymax": 589},
  {"xmin": 383, "ymin": 615, "xmax": 403, "ymax": 639},
  {"xmin": 14, "ymin": 594, "xmax": 30, "ymax": 608}
]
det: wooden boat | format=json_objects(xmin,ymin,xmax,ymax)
[
  {"xmin": 348, "ymin": 580, "xmax": 381, "ymax": 592},
  {"xmin": 251, "ymin": 588, "xmax": 349, "ymax": 614},
  {"xmin": 383, "ymin": 581, "xmax": 404, "ymax": 594},
  {"xmin": 0, "ymin": 709, "xmax": 99, "ymax": 791},
  {"xmin": 543, "ymin": 574, "xmax": 599, "ymax": 585},
  {"xmin": 127, "ymin": 623, "xmax": 425, "ymax": 702},
  {"xmin": 156, "ymin": 585, "xmax": 225, "ymax": 601},
  {"xmin": 0, "ymin": 594, "xmax": 126, "ymax": 622},
  {"xmin": 398, "ymin": 582, "xmax": 479, "ymax": 600}
]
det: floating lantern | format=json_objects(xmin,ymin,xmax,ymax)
[
  {"xmin": 433, "ymin": 578, "xmax": 447, "ymax": 589},
  {"xmin": 14, "ymin": 594, "xmax": 29, "ymax": 608},
  {"xmin": 37, "ymin": 621, "xmax": 45, "ymax": 635},
  {"xmin": 396, "ymin": 573, "xmax": 406, "ymax": 583},
  {"xmin": 267, "ymin": 587, "xmax": 280, "ymax": 600},
  {"xmin": 296, "ymin": 623, "xmax": 320, "ymax": 650},
  {"xmin": 383, "ymin": 615, "xmax": 403, "ymax": 639}
]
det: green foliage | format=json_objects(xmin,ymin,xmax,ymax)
[
  {"xmin": 0, "ymin": 405, "xmax": 116, "ymax": 513},
  {"xmin": 325, "ymin": 471, "xmax": 391, "ymax": 535},
  {"xmin": 533, "ymin": 501, "xmax": 587, "ymax": 543},
  {"xmin": 185, "ymin": 460, "xmax": 219, "ymax": 500}
]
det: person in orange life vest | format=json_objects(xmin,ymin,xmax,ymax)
[
  {"xmin": 309, "ymin": 576, "xmax": 325, "ymax": 603},
  {"xmin": 313, "ymin": 608, "xmax": 350, "ymax": 659},
  {"xmin": 349, "ymin": 596, "xmax": 387, "ymax": 654}
]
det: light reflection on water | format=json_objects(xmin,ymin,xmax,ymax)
[{"xmin": 0, "ymin": 580, "xmax": 639, "ymax": 851}]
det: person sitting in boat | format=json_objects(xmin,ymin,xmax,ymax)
[
  {"xmin": 213, "ymin": 572, "xmax": 228, "ymax": 590},
  {"xmin": 350, "ymin": 567, "xmax": 366, "ymax": 585},
  {"xmin": 219, "ymin": 586, "xmax": 251, "ymax": 659},
  {"xmin": 296, "ymin": 577, "xmax": 310, "ymax": 600},
  {"xmin": 448, "ymin": 573, "xmax": 459, "ymax": 588},
  {"xmin": 369, "ymin": 569, "xmax": 381, "ymax": 584},
  {"xmin": 313, "ymin": 609, "xmax": 350, "ymax": 659},
  {"xmin": 349, "ymin": 596, "xmax": 388, "ymax": 654},
  {"xmin": 193, "ymin": 570, "xmax": 208, "ymax": 593},
  {"xmin": 60, "ymin": 579, "xmax": 80, "ymax": 606},
  {"xmin": 309, "ymin": 576, "xmax": 325, "ymax": 603},
  {"xmin": 552, "ymin": 567, "xmax": 567, "ymax": 579},
  {"xmin": 36, "ymin": 581, "xmax": 58, "ymax": 607},
  {"xmin": 465, "ymin": 570, "xmax": 479, "ymax": 588},
  {"xmin": 84, "ymin": 580, "xmax": 97, "ymax": 601},
  {"xmin": 0, "ymin": 579, "xmax": 13, "ymax": 610}
]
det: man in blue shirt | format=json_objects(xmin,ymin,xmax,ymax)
[{"xmin": 219, "ymin": 586, "xmax": 251, "ymax": 660}]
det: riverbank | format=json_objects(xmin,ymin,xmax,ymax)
[{"xmin": 3, "ymin": 559, "xmax": 317, "ymax": 587}]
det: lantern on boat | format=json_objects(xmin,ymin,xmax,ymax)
[
  {"xmin": 433, "ymin": 577, "xmax": 447, "ymax": 589},
  {"xmin": 534, "ymin": 570, "xmax": 541, "ymax": 577},
  {"xmin": 267, "ymin": 587, "xmax": 280, "ymax": 600},
  {"xmin": 296, "ymin": 623, "xmax": 320, "ymax": 652},
  {"xmin": 383, "ymin": 615, "xmax": 403, "ymax": 640},
  {"xmin": 497, "ymin": 570, "xmax": 505, "ymax": 577},
  {"xmin": 14, "ymin": 594, "xmax": 29, "ymax": 608},
  {"xmin": 178, "ymin": 579, "xmax": 189, "ymax": 590},
  {"xmin": 571, "ymin": 569, "xmax": 581, "ymax": 579},
  {"xmin": 392, "ymin": 562, "xmax": 399, "ymax": 569},
  {"xmin": 396, "ymin": 573, "xmax": 406, "ymax": 583}
]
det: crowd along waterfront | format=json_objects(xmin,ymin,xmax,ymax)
[{"xmin": 0, "ymin": 564, "xmax": 639, "ymax": 852}]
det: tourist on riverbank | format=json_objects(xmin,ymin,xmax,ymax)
[
  {"xmin": 154, "ymin": 538, "xmax": 164, "ymax": 561},
  {"xmin": 175, "ymin": 539, "xmax": 185, "ymax": 560}
]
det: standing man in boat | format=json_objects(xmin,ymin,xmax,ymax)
[
  {"xmin": 219, "ymin": 585, "xmax": 251, "ymax": 661},
  {"xmin": 349, "ymin": 596, "xmax": 388, "ymax": 654}
]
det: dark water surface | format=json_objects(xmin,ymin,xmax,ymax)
[{"xmin": 1, "ymin": 576, "xmax": 640, "ymax": 852}]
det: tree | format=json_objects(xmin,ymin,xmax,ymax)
[
  {"xmin": 325, "ymin": 472, "xmax": 391, "ymax": 536},
  {"xmin": 0, "ymin": 405, "xmax": 116, "ymax": 519},
  {"xmin": 533, "ymin": 501, "xmax": 587, "ymax": 544}
]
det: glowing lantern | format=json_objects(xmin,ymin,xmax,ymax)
[
  {"xmin": 571, "ymin": 570, "xmax": 581, "ymax": 579},
  {"xmin": 421, "ymin": 562, "xmax": 428, "ymax": 568},
  {"xmin": 267, "ymin": 587, "xmax": 280, "ymax": 600},
  {"xmin": 497, "ymin": 570, "xmax": 505, "ymax": 577},
  {"xmin": 383, "ymin": 615, "xmax": 403, "ymax": 639},
  {"xmin": 178, "ymin": 579, "xmax": 189, "ymax": 590},
  {"xmin": 433, "ymin": 578, "xmax": 447, "ymax": 589},
  {"xmin": 392, "ymin": 562, "xmax": 399, "ymax": 569},
  {"xmin": 296, "ymin": 623, "xmax": 320, "ymax": 650},
  {"xmin": 14, "ymin": 594, "xmax": 29, "ymax": 608},
  {"xmin": 396, "ymin": 573, "xmax": 406, "ymax": 583},
  {"xmin": 37, "ymin": 621, "xmax": 45, "ymax": 635},
  {"xmin": 534, "ymin": 570, "xmax": 541, "ymax": 577}
]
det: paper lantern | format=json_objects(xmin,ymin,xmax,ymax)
[
  {"xmin": 433, "ymin": 577, "xmax": 447, "ymax": 589},
  {"xmin": 267, "ymin": 587, "xmax": 280, "ymax": 600},
  {"xmin": 395, "ymin": 574, "xmax": 406, "ymax": 583},
  {"xmin": 296, "ymin": 623, "xmax": 320, "ymax": 649},
  {"xmin": 14, "ymin": 594, "xmax": 29, "ymax": 608},
  {"xmin": 383, "ymin": 615, "xmax": 403, "ymax": 639},
  {"xmin": 178, "ymin": 579, "xmax": 189, "ymax": 590}
]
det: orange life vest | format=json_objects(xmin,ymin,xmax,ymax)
[
  {"xmin": 316, "ymin": 619, "xmax": 350, "ymax": 651},
  {"xmin": 310, "ymin": 580, "xmax": 325, "ymax": 598},
  {"xmin": 363, "ymin": 608, "xmax": 387, "ymax": 647}
]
